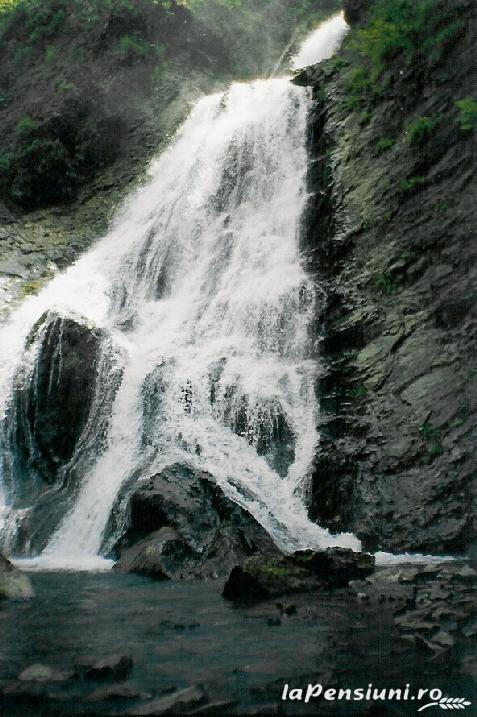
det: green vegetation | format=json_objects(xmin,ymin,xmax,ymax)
[
  {"xmin": 350, "ymin": 383, "xmax": 368, "ymax": 399},
  {"xmin": 399, "ymin": 176, "xmax": 428, "ymax": 194},
  {"xmin": 376, "ymin": 137, "xmax": 394, "ymax": 155},
  {"xmin": 115, "ymin": 35, "xmax": 150, "ymax": 61},
  {"xmin": 419, "ymin": 421, "xmax": 444, "ymax": 464},
  {"xmin": 406, "ymin": 114, "xmax": 441, "ymax": 145},
  {"xmin": 455, "ymin": 97, "xmax": 477, "ymax": 132},
  {"xmin": 0, "ymin": 0, "xmax": 340, "ymax": 208},
  {"xmin": 373, "ymin": 273, "xmax": 398, "ymax": 295},
  {"xmin": 354, "ymin": 0, "xmax": 465, "ymax": 75},
  {"xmin": 16, "ymin": 116, "xmax": 37, "ymax": 135},
  {"xmin": 341, "ymin": 0, "xmax": 467, "ymax": 111}
]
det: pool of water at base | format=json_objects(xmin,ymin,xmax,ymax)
[{"xmin": 0, "ymin": 572, "xmax": 474, "ymax": 716}]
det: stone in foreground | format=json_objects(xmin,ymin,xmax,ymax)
[
  {"xmin": 18, "ymin": 664, "xmax": 70, "ymax": 682},
  {"xmin": 74, "ymin": 654, "xmax": 133, "ymax": 681},
  {"xmin": 223, "ymin": 548, "xmax": 375, "ymax": 603},
  {"xmin": 129, "ymin": 686, "xmax": 205, "ymax": 715},
  {"xmin": 0, "ymin": 553, "xmax": 34, "ymax": 600},
  {"xmin": 113, "ymin": 464, "xmax": 281, "ymax": 579}
]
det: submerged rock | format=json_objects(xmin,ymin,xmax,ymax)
[
  {"xmin": 0, "ymin": 553, "xmax": 33, "ymax": 600},
  {"xmin": 113, "ymin": 464, "xmax": 280, "ymax": 579},
  {"xmin": 129, "ymin": 686, "xmax": 205, "ymax": 715},
  {"xmin": 18, "ymin": 664, "xmax": 70, "ymax": 682},
  {"xmin": 73, "ymin": 655, "xmax": 133, "ymax": 681},
  {"xmin": 85, "ymin": 684, "xmax": 146, "ymax": 702},
  {"xmin": 222, "ymin": 548, "xmax": 375, "ymax": 603}
]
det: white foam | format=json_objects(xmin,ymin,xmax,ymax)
[{"xmin": 292, "ymin": 13, "xmax": 349, "ymax": 70}]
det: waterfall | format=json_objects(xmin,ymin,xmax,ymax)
[
  {"xmin": 292, "ymin": 14, "xmax": 348, "ymax": 70},
  {"xmin": 0, "ymin": 18, "xmax": 361, "ymax": 570}
]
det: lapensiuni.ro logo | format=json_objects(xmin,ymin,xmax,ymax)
[{"xmin": 281, "ymin": 684, "xmax": 472, "ymax": 711}]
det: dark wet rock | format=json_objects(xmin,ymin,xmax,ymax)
[
  {"xmin": 348, "ymin": 561, "xmax": 477, "ymax": 663},
  {"xmin": 85, "ymin": 684, "xmax": 146, "ymax": 702},
  {"xmin": 343, "ymin": 0, "xmax": 371, "ymax": 25},
  {"xmin": 191, "ymin": 700, "xmax": 238, "ymax": 715},
  {"xmin": 114, "ymin": 528, "xmax": 199, "ymax": 580},
  {"xmin": 222, "ymin": 393, "xmax": 295, "ymax": 477},
  {"xmin": 5, "ymin": 311, "xmax": 104, "ymax": 488},
  {"xmin": 0, "ymin": 553, "xmax": 33, "ymax": 600},
  {"xmin": 73, "ymin": 654, "xmax": 133, "ymax": 681},
  {"xmin": 302, "ymin": 0, "xmax": 477, "ymax": 555},
  {"xmin": 291, "ymin": 548, "xmax": 375, "ymax": 587},
  {"xmin": 113, "ymin": 464, "xmax": 280, "ymax": 579},
  {"xmin": 461, "ymin": 620, "xmax": 477, "ymax": 638},
  {"xmin": 2, "ymin": 311, "xmax": 123, "ymax": 554},
  {"xmin": 128, "ymin": 685, "xmax": 205, "ymax": 715},
  {"xmin": 223, "ymin": 548, "xmax": 375, "ymax": 603}
]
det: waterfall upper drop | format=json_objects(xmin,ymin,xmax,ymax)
[
  {"xmin": 292, "ymin": 14, "xmax": 348, "ymax": 70},
  {"xmin": 0, "ymin": 22, "xmax": 360, "ymax": 569}
]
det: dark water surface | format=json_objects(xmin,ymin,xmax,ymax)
[{"xmin": 0, "ymin": 572, "xmax": 474, "ymax": 716}]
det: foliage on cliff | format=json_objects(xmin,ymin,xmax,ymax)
[
  {"xmin": 342, "ymin": 0, "xmax": 470, "ymax": 109},
  {"xmin": 0, "ymin": 0, "xmax": 339, "ymax": 209}
]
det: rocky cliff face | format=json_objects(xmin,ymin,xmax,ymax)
[{"xmin": 296, "ymin": 0, "xmax": 476, "ymax": 555}]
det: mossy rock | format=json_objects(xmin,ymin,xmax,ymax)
[{"xmin": 0, "ymin": 554, "xmax": 34, "ymax": 600}]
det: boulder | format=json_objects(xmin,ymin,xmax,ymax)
[
  {"xmin": 2, "ymin": 310, "xmax": 123, "ymax": 554},
  {"xmin": 113, "ymin": 464, "xmax": 281, "ymax": 579},
  {"xmin": 129, "ymin": 686, "xmax": 205, "ymax": 715},
  {"xmin": 18, "ymin": 664, "xmax": 70, "ymax": 682},
  {"xmin": 85, "ymin": 684, "xmax": 146, "ymax": 702},
  {"xmin": 291, "ymin": 548, "xmax": 375, "ymax": 587},
  {"xmin": 222, "ymin": 548, "xmax": 375, "ymax": 603},
  {"xmin": 73, "ymin": 655, "xmax": 133, "ymax": 681},
  {"xmin": 5, "ymin": 311, "xmax": 104, "ymax": 489},
  {"xmin": 114, "ymin": 528, "xmax": 199, "ymax": 580},
  {"xmin": 0, "ymin": 553, "xmax": 34, "ymax": 600}
]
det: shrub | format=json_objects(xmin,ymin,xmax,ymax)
[
  {"xmin": 406, "ymin": 114, "xmax": 440, "ymax": 145},
  {"xmin": 14, "ymin": 44, "xmax": 33, "ymax": 64},
  {"xmin": 15, "ymin": 115, "xmax": 37, "ymax": 134},
  {"xmin": 0, "ymin": 151, "xmax": 10, "ymax": 171},
  {"xmin": 399, "ymin": 176, "xmax": 427, "ymax": 194},
  {"xmin": 10, "ymin": 137, "xmax": 76, "ymax": 205},
  {"xmin": 376, "ymin": 137, "xmax": 394, "ymax": 154},
  {"xmin": 45, "ymin": 44, "xmax": 57, "ymax": 61},
  {"xmin": 455, "ymin": 97, "xmax": 477, "ymax": 132},
  {"xmin": 346, "ymin": 0, "xmax": 467, "ymax": 102},
  {"xmin": 373, "ymin": 273, "xmax": 397, "ymax": 295},
  {"xmin": 115, "ymin": 34, "xmax": 150, "ymax": 61},
  {"xmin": 419, "ymin": 421, "xmax": 444, "ymax": 464},
  {"xmin": 345, "ymin": 67, "xmax": 375, "ymax": 110}
]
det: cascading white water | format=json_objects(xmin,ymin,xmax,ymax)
[
  {"xmin": 292, "ymin": 13, "xmax": 348, "ymax": 70},
  {"xmin": 0, "ymin": 16, "xmax": 363, "ymax": 570}
]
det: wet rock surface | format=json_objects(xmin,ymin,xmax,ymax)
[
  {"xmin": 348, "ymin": 561, "xmax": 477, "ymax": 674},
  {"xmin": 113, "ymin": 464, "xmax": 281, "ymax": 579},
  {"xmin": 0, "ymin": 553, "xmax": 33, "ymax": 600},
  {"xmin": 295, "ymin": 0, "xmax": 477, "ymax": 555},
  {"xmin": 5, "ymin": 311, "xmax": 104, "ymax": 488},
  {"xmin": 223, "ymin": 548, "xmax": 375, "ymax": 603},
  {"xmin": 1, "ymin": 311, "xmax": 123, "ymax": 554},
  {"xmin": 127, "ymin": 685, "xmax": 206, "ymax": 715},
  {"xmin": 74, "ymin": 654, "xmax": 134, "ymax": 681}
]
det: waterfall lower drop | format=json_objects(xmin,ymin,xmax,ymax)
[{"xmin": 0, "ymin": 16, "xmax": 362, "ymax": 570}]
